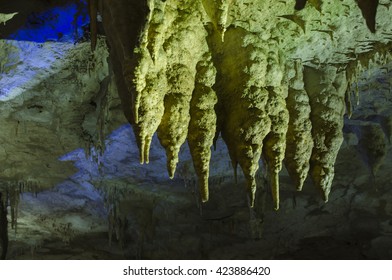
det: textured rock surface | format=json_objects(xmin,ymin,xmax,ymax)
[
  {"xmin": 100, "ymin": 0, "xmax": 392, "ymax": 206},
  {"xmin": 0, "ymin": 0, "xmax": 392, "ymax": 259}
]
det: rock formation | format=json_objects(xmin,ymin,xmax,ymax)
[{"xmin": 96, "ymin": 0, "xmax": 392, "ymax": 209}]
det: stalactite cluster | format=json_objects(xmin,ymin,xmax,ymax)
[
  {"xmin": 97, "ymin": 0, "xmax": 392, "ymax": 209},
  {"xmin": 285, "ymin": 60, "xmax": 313, "ymax": 192},
  {"xmin": 304, "ymin": 66, "xmax": 348, "ymax": 201}
]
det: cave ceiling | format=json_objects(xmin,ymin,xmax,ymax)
[
  {"xmin": 0, "ymin": 0, "xmax": 392, "ymax": 259},
  {"xmin": 97, "ymin": 0, "xmax": 392, "ymax": 208}
]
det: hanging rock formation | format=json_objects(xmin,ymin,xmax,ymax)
[
  {"xmin": 95, "ymin": 0, "xmax": 392, "ymax": 208},
  {"xmin": 304, "ymin": 66, "xmax": 348, "ymax": 201},
  {"xmin": 285, "ymin": 60, "xmax": 313, "ymax": 192}
]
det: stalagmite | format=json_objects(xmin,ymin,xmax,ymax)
[
  {"xmin": 188, "ymin": 55, "xmax": 217, "ymax": 202},
  {"xmin": 285, "ymin": 60, "xmax": 313, "ymax": 191},
  {"xmin": 304, "ymin": 66, "xmax": 348, "ymax": 202}
]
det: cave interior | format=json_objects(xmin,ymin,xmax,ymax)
[{"xmin": 0, "ymin": 0, "xmax": 392, "ymax": 260}]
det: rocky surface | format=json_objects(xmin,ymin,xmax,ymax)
[
  {"xmin": 0, "ymin": 0, "xmax": 391, "ymax": 259},
  {"xmin": 101, "ymin": 0, "xmax": 392, "ymax": 208}
]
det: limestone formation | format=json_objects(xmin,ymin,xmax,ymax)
[
  {"xmin": 285, "ymin": 60, "xmax": 313, "ymax": 192},
  {"xmin": 304, "ymin": 66, "xmax": 348, "ymax": 201},
  {"xmin": 96, "ymin": 0, "xmax": 392, "ymax": 208},
  {"xmin": 2, "ymin": 0, "xmax": 392, "ymax": 260},
  {"xmin": 188, "ymin": 55, "xmax": 217, "ymax": 202},
  {"xmin": 0, "ymin": 13, "xmax": 18, "ymax": 25}
]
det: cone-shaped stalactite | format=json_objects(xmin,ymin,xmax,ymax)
[
  {"xmin": 188, "ymin": 55, "xmax": 217, "ymax": 202},
  {"xmin": 216, "ymin": 29, "xmax": 273, "ymax": 207},
  {"xmin": 133, "ymin": 61, "xmax": 168, "ymax": 164},
  {"xmin": 304, "ymin": 66, "xmax": 348, "ymax": 202},
  {"xmin": 157, "ymin": 65, "xmax": 195, "ymax": 178},
  {"xmin": 263, "ymin": 86, "xmax": 289, "ymax": 210},
  {"xmin": 285, "ymin": 60, "xmax": 313, "ymax": 191}
]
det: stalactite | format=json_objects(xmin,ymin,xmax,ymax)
[
  {"xmin": 88, "ymin": 0, "xmax": 98, "ymax": 51},
  {"xmin": 134, "ymin": 66, "xmax": 167, "ymax": 164},
  {"xmin": 261, "ymin": 47, "xmax": 288, "ymax": 210},
  {"xmin": 285, "ymin": 60, "xmax": 313, "ymax": 191},
  {"xmin": 130, "ymin": 1, "xmax": 209, "ymax": 171},
  {"xmin": 188, "ymin": 54, "xmax": 217, "ymax": 202},
  {"xmin": 217, "ymin": 29, "xmax": 273, "ymax": 207},
  {"xmin": 131, "ymin": 7, "xmax": 168, "ymax": 163},
  {"xmin": 304, "ymin": 66, "xmax": 348, "ymax": 202},
  {"xmin": 262, "ymin": 86, "xmax": 289, "ymax": 210},
  {"xmin": 157, "ymin": 64, "xmax": 195, "ymax": 178},
  {"xmin": 145, "ymin": 1, "xmax": 168, "ymax": 61}
]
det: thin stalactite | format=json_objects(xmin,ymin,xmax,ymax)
[{"xmin": 88, "ymin": 0, "xmax": 98, "ymax": 51}]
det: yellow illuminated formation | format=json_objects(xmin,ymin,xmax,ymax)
[{"xmin": 98, "ymin": 0, "xmax": 392, "ymax": 209}]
